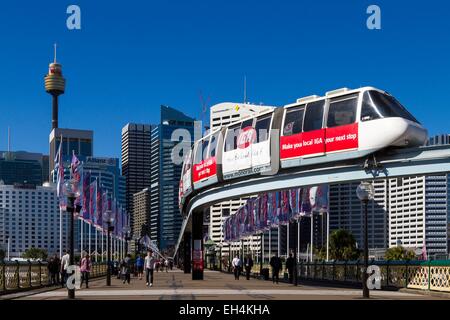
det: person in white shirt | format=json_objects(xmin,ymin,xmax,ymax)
[
  {"xmin": 60, "ymin": 250, "xmax": 70, "ymax": 288},
  {"xmin": 144, "ymin": 250, "xmax": 156, "ymax": 287},
  {"xmin": 232, "ymin": 255, "xmax": 241, "ymax": 280}
]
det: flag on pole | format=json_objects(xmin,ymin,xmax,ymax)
[
  {"xmin": 89, "ymin": 180, "xmax": 96, "ymax": 224},
  {"xmin": 81, "ymin": 171, "xmax": 91, "ymax": 220},
  {"xmin": 96, "ymin": 184, "xmax": 103, "ymax": 229},
  {"xmin": 54, "ymin": 136, "xmax": 66, "ymax": 209},
  {"xmin": 101, "ymin": 190, "xmax": 108, "ymax": 231},
  {"xmin": 71, "ymin": 152, "xmax": 82, "ymax": 206}
]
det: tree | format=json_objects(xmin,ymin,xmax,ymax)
[
  {"xmin": 385, "ymin": 246, "xmax": 415, "ymax": 261},
  {"xmin": 329, "ymin": 229, "xmax": 360, "ymax": 261},
  {"xmin": 22, "ymin": 247, "xmax": 48, "ymax": 261}
]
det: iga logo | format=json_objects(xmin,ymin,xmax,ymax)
[{"xmin": 237, "ymin": 127, "xmax": 257, "ymax": 149}]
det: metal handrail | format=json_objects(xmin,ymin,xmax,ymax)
[
  {"xmin": 0, "ymin": 260, "xmax": 108, "ymax": 295},
  {"xmin": 296, "ymin": 259, "xmax": 450, "ymax": 293}
]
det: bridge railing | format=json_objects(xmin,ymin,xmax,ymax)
[
  {"xmin": 297, "ymin": 259, "xmax": 450, "ymax": 293},
  {"xmin": 0, "ymin": 260, "xmax": 108, "ymax": 296}
]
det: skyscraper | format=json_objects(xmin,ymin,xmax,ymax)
[
  {"xmin": 121, "ymin": 124, "xmax": 152, "ymax": 233},
  {"xmin": 150, "ymin": 105, "xmax": 196, "ymax": 252},
  {"xmin": 329, "ymin": 180, "xmax": 389, "ymax": 252},
  {"xmin": 80, "ymin": 157, "xmax": 126, "ymax": 206},
  {"xmin": 388, "ymin": 175, "xmax": 448, "ymax": 257},
  {"xmin": 132, "ymin": 188, "xmax": 151, "ymax": 240},
  {"xmin": 0, "ymin": 151, "xmax": 47, "ymax": 186},
  {"xmin": 49, "ymin": 128, "xmax": 94, "ymax": 180},
  {"xmin": 0, "ymin": 183, "xmax": 67, "ymax": 258}
]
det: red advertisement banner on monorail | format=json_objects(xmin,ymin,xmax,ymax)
[
  {"xmin": 325, "ymin": 123, "xmax": 358, "ymax": 152},
  {"xmin": 280, "ymin": 124, "xmax": 359, "ymax": 159},
  {"xmin": 193, "ymin": 156, "xmax": 217, "ymax": 182},
  {"xmin": 280, "ymin": 129, "xmax": 325, "ymax": 159}
]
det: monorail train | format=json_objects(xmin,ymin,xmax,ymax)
[{"xmin": 179, "ymin": 87, "xmax": 428, "ymax": 210}]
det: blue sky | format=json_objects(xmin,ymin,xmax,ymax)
[{"xmin": 0, "ymin": 0, "xmax": 449, "ymax": 160}]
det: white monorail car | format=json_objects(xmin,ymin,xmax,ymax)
[{"xmin": 179, "ymin": 87, "xmax": 428, "ymax": 209}]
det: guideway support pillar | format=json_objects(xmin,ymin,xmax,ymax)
[{"xmin": 192, "ymin": 211, "xmax": 204, "ymax": 280}]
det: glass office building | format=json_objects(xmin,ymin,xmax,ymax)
[
  {"xmin": 150, "ymin": 105, "xmax": 197, "ymax": 252},
  {"xmin": 0, "ymin": 151, "xmax": 48, "ymax": 186}
]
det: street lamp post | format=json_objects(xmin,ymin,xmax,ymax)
[
  {"xmin": 64, "ymin": 179, "xmax": 81, "ymax": 300},
  {"xmin": 356, "ymin": 181, "xmax": 374, "ymax": 299},
  {"xmin": 123, "ymin": 226, "xmax": 131, "ymax": 256},
  {"xmin": 103, "ymin": 209, "xmax": 115, "ymax": 286}
]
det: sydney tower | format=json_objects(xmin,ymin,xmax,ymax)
[{"xmin": 44, "ymin": 44, "xmax": 66, "ymax": 129}]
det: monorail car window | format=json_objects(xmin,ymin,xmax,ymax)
[
  {"xmin": 183, "ymin": 151, "xmax": 192, "ymax": 171},
  {"xmin": 283, "ymin": 106, "xmax": 304, "ymax": 136},
  {"xmin": 255, "ymin": 116, "xmax": 271, "ymax": 142},
  {"xmin": 361, "ymin": 91, "xmax": 420, "ymax": 123},
  {"xmin": 193, "ymin": 141, "xmax": 203, "ymax": 164},
  {"xmin": 303, "ymin": 100, "xmax": 325, "ymax": 131},
  {"xmin": 208, "ymin": 132, "xmax": 220, "ymax": 158},
  {"xmin": 241, "ymin": 118, "xmax": 254, "ymax": 129},
  {"xmin": 327, "ymin": 94, "xmax": 358, "ymax": 128},
  {"xmin": 225, "ymin": 124, "xmax": 240, "ymax": 152},
  {"xmin": 202, "ymin": 139, "xmax": 210, "ymax": 160}
]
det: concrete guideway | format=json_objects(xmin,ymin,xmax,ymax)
[
  {"xmin": 174, "ymin": 145, "xmax": 450, "ymax": 277},
  {"xmin": 14, "ymin": 270, "xmax": 444, "ymax": 300}
]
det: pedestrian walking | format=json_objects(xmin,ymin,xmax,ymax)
[
  {"xmin": 60, "ymin": 250, "xmax": 70, "ymax": 288},
  {"xmin": 243, "ymin": 254, "xmax": 254, "ymax": 280},
  {"xmin": 145, "ymin": 250, "xmax": 156, "ymax": 287},
  {"xmin": 121, "ymin": 254, "xmax": 132, "ymax": 284},
  {"xmin": 164, "ymin": 259, "xmax": 169, "ymax": 273},
  {"xmin": 47, "ymin": 254, "xmax": 59, "ymax": 285},
  {"xmin": 135, "ymin": 255, "xmax": 144, "ymax": 280},
  {"xmin": 285, "ymin": 253, "xmax": 295, "ymax": 284},
  {"xmin": 269, "ymin": 254, "xmax": 282, "ymax": 284},
  {"xmin": 231, "ymin": 255, "xmax": 241, "ymax": 280},
  {"xmin": 80, "ymin": 253, "xmax": 91, "ymax": 289}
]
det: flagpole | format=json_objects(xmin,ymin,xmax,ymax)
[
  {"xmin": 89, "ymin": 221, "xmax": 92, "ymax": 257},
  {"xmin": 277, "ymin": 224, "xmax": 281, "ymax": 257},
  {"xmin": 95, "ymin": 227, "xmax": 98, "ymax": 262},
  {"xmin": 326, "ymin": 211, "xmax": 329, "ymax": 262},
  {"xmin": 101, "ymin": 229, "xmax": 104, "ymax": 262},
  {"xmin": 59, "ymin": 209, "xmax": 62, "ymax": 260},
  {"xmin": 81, "ymin": 218, "xmax": 84, "ymax": 256}
]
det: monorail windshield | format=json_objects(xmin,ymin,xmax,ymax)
[{"xmin": 361, "ymin": 90, "xmax": 420, "ymax": 123}]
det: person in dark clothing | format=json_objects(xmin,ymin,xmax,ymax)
[
  {"xmin": 269, "ymin": 254, "xmax": 282, "ymax": 284},
  {"xmin": 47, "ymin": 254, "xmax": 59, "ymax": 285},
  {"xmin": 243, "ymin": 255, "xmax": 254, "ymax": 280},
  {"xmin": 121, "ymin": 254, "xmax": 132, "ymax": 284},
  {"xmin": 285, "ymin": 253, "xmax": 295, "ymax": 284}
]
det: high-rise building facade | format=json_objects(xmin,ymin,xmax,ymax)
[
  {"xmin": 150, "ymin": 105, "xmax": 196, "ymax": 251},
  {"xmin": 0, "ymin": 151, "xmax": 48, "ymax": 186},
  {"xmin": 132, "ymin": 188, "xmax": 151, "ymax": 240},
  {"xmin": 329, "ymin": 180, "xmax": 389, "ymax": 252},
  {"xmin": 388, "ymin": 175, "xmax": 449, "ymax": 257},
  {"xmin": 0, "ymin": 183, "xmax": 68, "ymax": 258},
  {"xmin": 209, "ymin": 102, "xmax": 276, "ymax": 257},
  {"xmin": 49, "ymin": 128, "xmax": 94, "ymax": 180},
  {"xmin": 121, "ymin": 124, "xmax": 152, "ymax": 233},
  {"xmin": 81, "ymin": 157, "xmax": 126, "ymax": 206}
]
